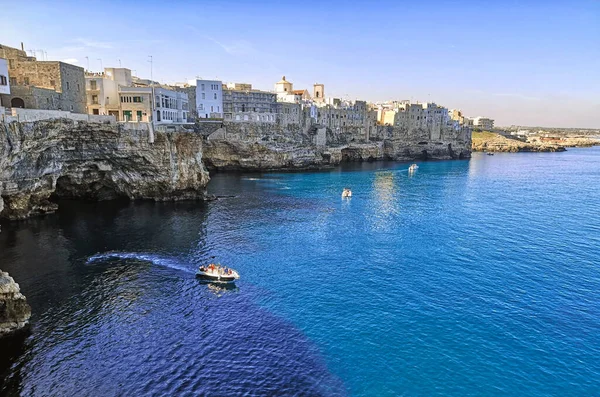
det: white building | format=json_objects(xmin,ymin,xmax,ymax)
[
  {"xmin": 86, "ymin": 67, "xmax": 188, "ymax": 124},
  {"xmin": 195, "ymin": 79, "xmax": 223, "ymax": 118},
  {"xmin": 0, "ymin": 58, "xmax": 10, "ymax": 95},
  {"xmin": 473, "ymin": 116, "xmax": 494, "ymax": 130}
]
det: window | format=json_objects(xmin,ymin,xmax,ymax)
[
  {"xmin": 8, "ymin": 59, "xmax": 14, "ymax": 69},
  {"xmin": 93, "ymin": 109, "xmax": 99, "ymax": 115},
  {"xmin": 10, "ymin": 77, "xmax": 16, "ymax": 86},
  {"xmin": 70, "ymin": 105, "xmax": 74, "ymax": 111},
  {"xmin": 202, "ymin": 93, "xmax": 205, "ymax": 99},
  {"xmin": 92, "ymin": 95, "xmax": 98, "ymax": 104},
  {"xmin": 24, "ymin": 77, "xmax": 30, "ymax": 85},
  {"xmin": 214, "ymin": 93, "xmax": 217, "ymax": 100},
  {"xmin": 133, "ymin": 96, "xmax": 142, "ymax": 103},
  {"xmin": 211, "ymin": 106, "xmax": 214, "ymax": 112},
  {"xmin": 201, "ymin": 84, "xmax": 205, "ymax": 90},
  {"xmin": 66, "ymin": 82, "xmax": 70, "ymax": 90},
  {"xmin": 77, "ymin": 83, "xmax": 80, "ymax": 92},
  {"xmin": 198, "ymin": 104, "xmax": 204, "ymax": 110},
  {"xmin": 0, "ymin": 75, "xmax": 6, "ymax": 85},
  {"xmin": 90, "ymin": 80, "xmax": 97, "ymax": 90}
]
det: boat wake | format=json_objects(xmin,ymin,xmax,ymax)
[{"xmin": 86, "ymin": 252, "xmax": 195, "ymax": 274}]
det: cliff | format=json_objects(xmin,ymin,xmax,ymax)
[
  {"xmin": 472, "ymin": 131, "xmax": 568, "ymax": 152},
  {"xmin": 0, "ymin": 120, "xmax": 210, "ymax": 220},
  {"xmin": 201, "ymin": 122, "xmax": 471, "ymax": 171},
  {"xmin": 0, "ymin": 270, "xmax": 31, "ymax": 337}
]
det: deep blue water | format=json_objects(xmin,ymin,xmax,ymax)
[{"xmin": 1, "ymin": 148, "xmax": 600, "ymax": 396}]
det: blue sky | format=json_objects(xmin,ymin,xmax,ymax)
[{"xmin": 1, "ymin": 0, "xmax": 599, "ymax": 127}]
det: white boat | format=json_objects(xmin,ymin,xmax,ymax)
[
  {"xmin": 342, "ymin": 188, "xmax": 352, "ymax": 198},
  {"xmin": 196, "ymin": 264, "xmax": 240, "ymax": 283},
  {"xmin": 408, "ymin": 164, "xmax": 419, "ymax": 172}
]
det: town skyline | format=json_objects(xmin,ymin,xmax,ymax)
[{"xmin": 2, "ymin": 0, "xmax": 599, "ymax": 128}]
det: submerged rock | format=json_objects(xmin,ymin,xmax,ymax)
[{"xmin": 0, "ymin": 270, "xmax": 31, "ymax": 337}]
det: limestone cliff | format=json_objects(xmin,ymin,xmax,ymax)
[
  {"xmin": 471, "ymin": 131, "xmax": 567, "ymax": 152},
  {"xmin": 202, "ymin": 122, "xmax": 471, "ymax": 171},
  {"xmin": 0, "ymin": 120, "xmax": 210, "ymax": 220},
  {"xmin": 0, "ymin": 270, "xmax": 31, "ymax": 337}
]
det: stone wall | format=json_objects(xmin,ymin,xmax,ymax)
[
  {"xmin": 2, "ymin": 108, "xmax": 115, "ymax": 123},
  {"xmin": 0, "ymin": 119, "xmax": 210, "ymax": 220}
]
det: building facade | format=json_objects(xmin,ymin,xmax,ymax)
[
  {"xmin": 86, "ymin": 67, "xmax": 188, "ymax": 123},
  {"xmin": 473, "ymin": 117, "xmax": 494, "ymax": 130},
  {"xmin": 0, "ymin": 43, "xmax": 85, "ymax": 112},
  {"xmin": 223, "ymin": 86, "xmax": 277, "ymax": 122},
  {"xmin": 0, "ymin": 58, "xmax": 9, "ymax": 95},
  {"xmin": 195, "ymin": 79, "xmax": 223, "ymax": 118}
]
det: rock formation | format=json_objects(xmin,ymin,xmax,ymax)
[
  {"xmin": 201, "ymin": 122, "xmax": 471, "ymax": 171},
  {"xmin": 0, "ymin": 119, "xmax": 210, "ymax": 220},
  {"xmin": 472, "ymin": 131, "xmax": 568, "ymax": 153},
  {"xmin": 0, "ymin": 270, "xmax": 31, "ymax": 337}
]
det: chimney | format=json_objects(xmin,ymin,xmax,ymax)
[{"xmin": 21, "ymin": 42, "xmax": 24, "ymax": 51}]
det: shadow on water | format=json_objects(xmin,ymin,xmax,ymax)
[{"xmin": 0, "ymin": 199, "xmax": 347, "ymax": 396}]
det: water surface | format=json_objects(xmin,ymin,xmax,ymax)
[{"xmin": 1, "ymin": 148, "xmax": 600, "ymax": 396}]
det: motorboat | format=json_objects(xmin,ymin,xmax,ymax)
[
  {"xmin": 342, "ymin": 188, "xmax": 352, "ymax": 198},
  {"xmin": 196, "ymin": 263, "xmax": 240, "ymax": 282},
  {"xmin": 408, "ymin": 163, "xmax": 419, "ymax": 172},
  {"xmin": 486, "ymin": 152, "xmax": 494, "ymax": 156}
]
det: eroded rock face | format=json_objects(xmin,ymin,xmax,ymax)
[
  {"xmin": 0, "ymin": 120, "xmax": 210, "ymax": 220},
  {"xmin": 0, "ymin": 271, "xmax": 31, "ymax": 337}
]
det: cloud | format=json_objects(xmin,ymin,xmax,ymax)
[
  {"xmin": 62, "ymin": 58, "xmax": 79, "ymax": 64},
  {"xmin": 71, "ymin": 38, "xmax": 113, "ymax": 49},
  {"xmin": 206, "ymin": 37, "xmax": 256, "ymax": 56}
]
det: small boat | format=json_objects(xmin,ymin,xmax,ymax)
[
  {"xmin": 408, "ymin": 163, "xmax": 419, "ymax": 172},
  {"xmin": 196, "ymin": 263, "xmax": 240, "ymax": 283},
  {"xmin": 486, "ymin": 152, "xmax": 494, "ymax": 156},
  {"xmin": 342, "ymin": 188, "xmax": 352, "ymax": 198}
]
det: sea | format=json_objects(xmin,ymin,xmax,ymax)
[{"xmin": 1, "ymin": 148, "xmax": 599, "ymax": 396}]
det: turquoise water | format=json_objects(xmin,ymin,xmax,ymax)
[{"xmin": 1, "ymin": 148, "xmax": 599, "ymax": 395}]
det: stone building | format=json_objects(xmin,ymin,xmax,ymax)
[
  {"xmin": 223, "ymin": 86, "xmax": 277, "ymax": 123},
  {"xmin": 473, "ymin": 116, "xmax": 494, "ymax": 130},
  {"xmin": 0, "ymin": 43, "xmax": 85, "ymax": 112},
  {"xmin": 375, "ymin": 101, "xmax": 450, "ymax": 140},
  {"xmin": 0, "ymin": 58, "xmax": 9, "ymax": 95},
  {"xmin": 86, "ymin": 67, "xmax": 188, "ymax": 123},
  {"xmin": 274, "ymin": 76, "xmax": 312, "ymax": 103}
]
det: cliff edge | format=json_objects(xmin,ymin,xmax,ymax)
[{"xmin": 0, "ymin": 120, "xmax": 210, "ymax": 220}]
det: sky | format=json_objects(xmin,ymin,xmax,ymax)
[{"xmin": 1, "ymin": 0, "xmax": 599, "ymax": 128}]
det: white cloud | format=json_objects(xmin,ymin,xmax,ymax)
[{"xmin": 71, "ymin": 38, "xmax": 113, "ymax": 49}]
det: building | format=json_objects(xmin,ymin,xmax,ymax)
[
  {"xmin": 0, "ymin": 58, "xmax": 10, "ymax": 95},
  {"xmin": 86, "ymin": 67, "xmax": 188, "ymax": 123},
  {"xmin": 195, "ymin": 79, "xmax": 223, "ymax": 118},
  {"xmin": 274, "ymin": 76, "xmax": 311, "ymax": 103},
  {"xmin": 0, "ymin": 43, "xmax": 85, "ymax": 112},
  {"xmin": 223, "ymin": 85, "xmax": 277, "ymax": 122},
  {"xmin": 226, "ymin": 82, "xmax": 252, "ymax": 91},
  {"xmin": 472, "ymin": 117, "xmax": 494, "ymax": 130},
  {"xmin": 313, "ymin": 83, "xmax": 324, "ymax": 103}
]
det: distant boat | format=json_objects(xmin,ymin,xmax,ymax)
[
  {"xmin": 196, "ymin": 263, "xmax": 240, "ymax": 283},
  {"xmin": 342, "ymin": 188, "xmax": 352, "ymax": 198},
  {"xmin": 408, "ymin": 164, "xmax": 419, "ymax": 172},
  {"xmin": 486, "ymin": 152, "xmax": 494, "ymax": 156}
]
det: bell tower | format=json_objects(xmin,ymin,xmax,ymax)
[{"xmin": 313, "ymin": 83, "xmax": 324, "ymax": 102}]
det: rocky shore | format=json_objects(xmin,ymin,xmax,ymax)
[
  {"xmin": 202, "ymin": 122, "xmax": 471, "ymax": 171},
  {"xmin": 472, "ymin": 131, "xmax": 600, "ymax": 153},
  {"xmin": 0, "ymin": 270, "xmax": 31, "ymax": 338},
  {"xmin": 0, "ymin": 119, "xmax": 210, "ymax": 220}
]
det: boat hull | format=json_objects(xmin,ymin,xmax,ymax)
[{"xmin": 196, "ymin": 271, "xmax": 238, "ymax": 283}]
